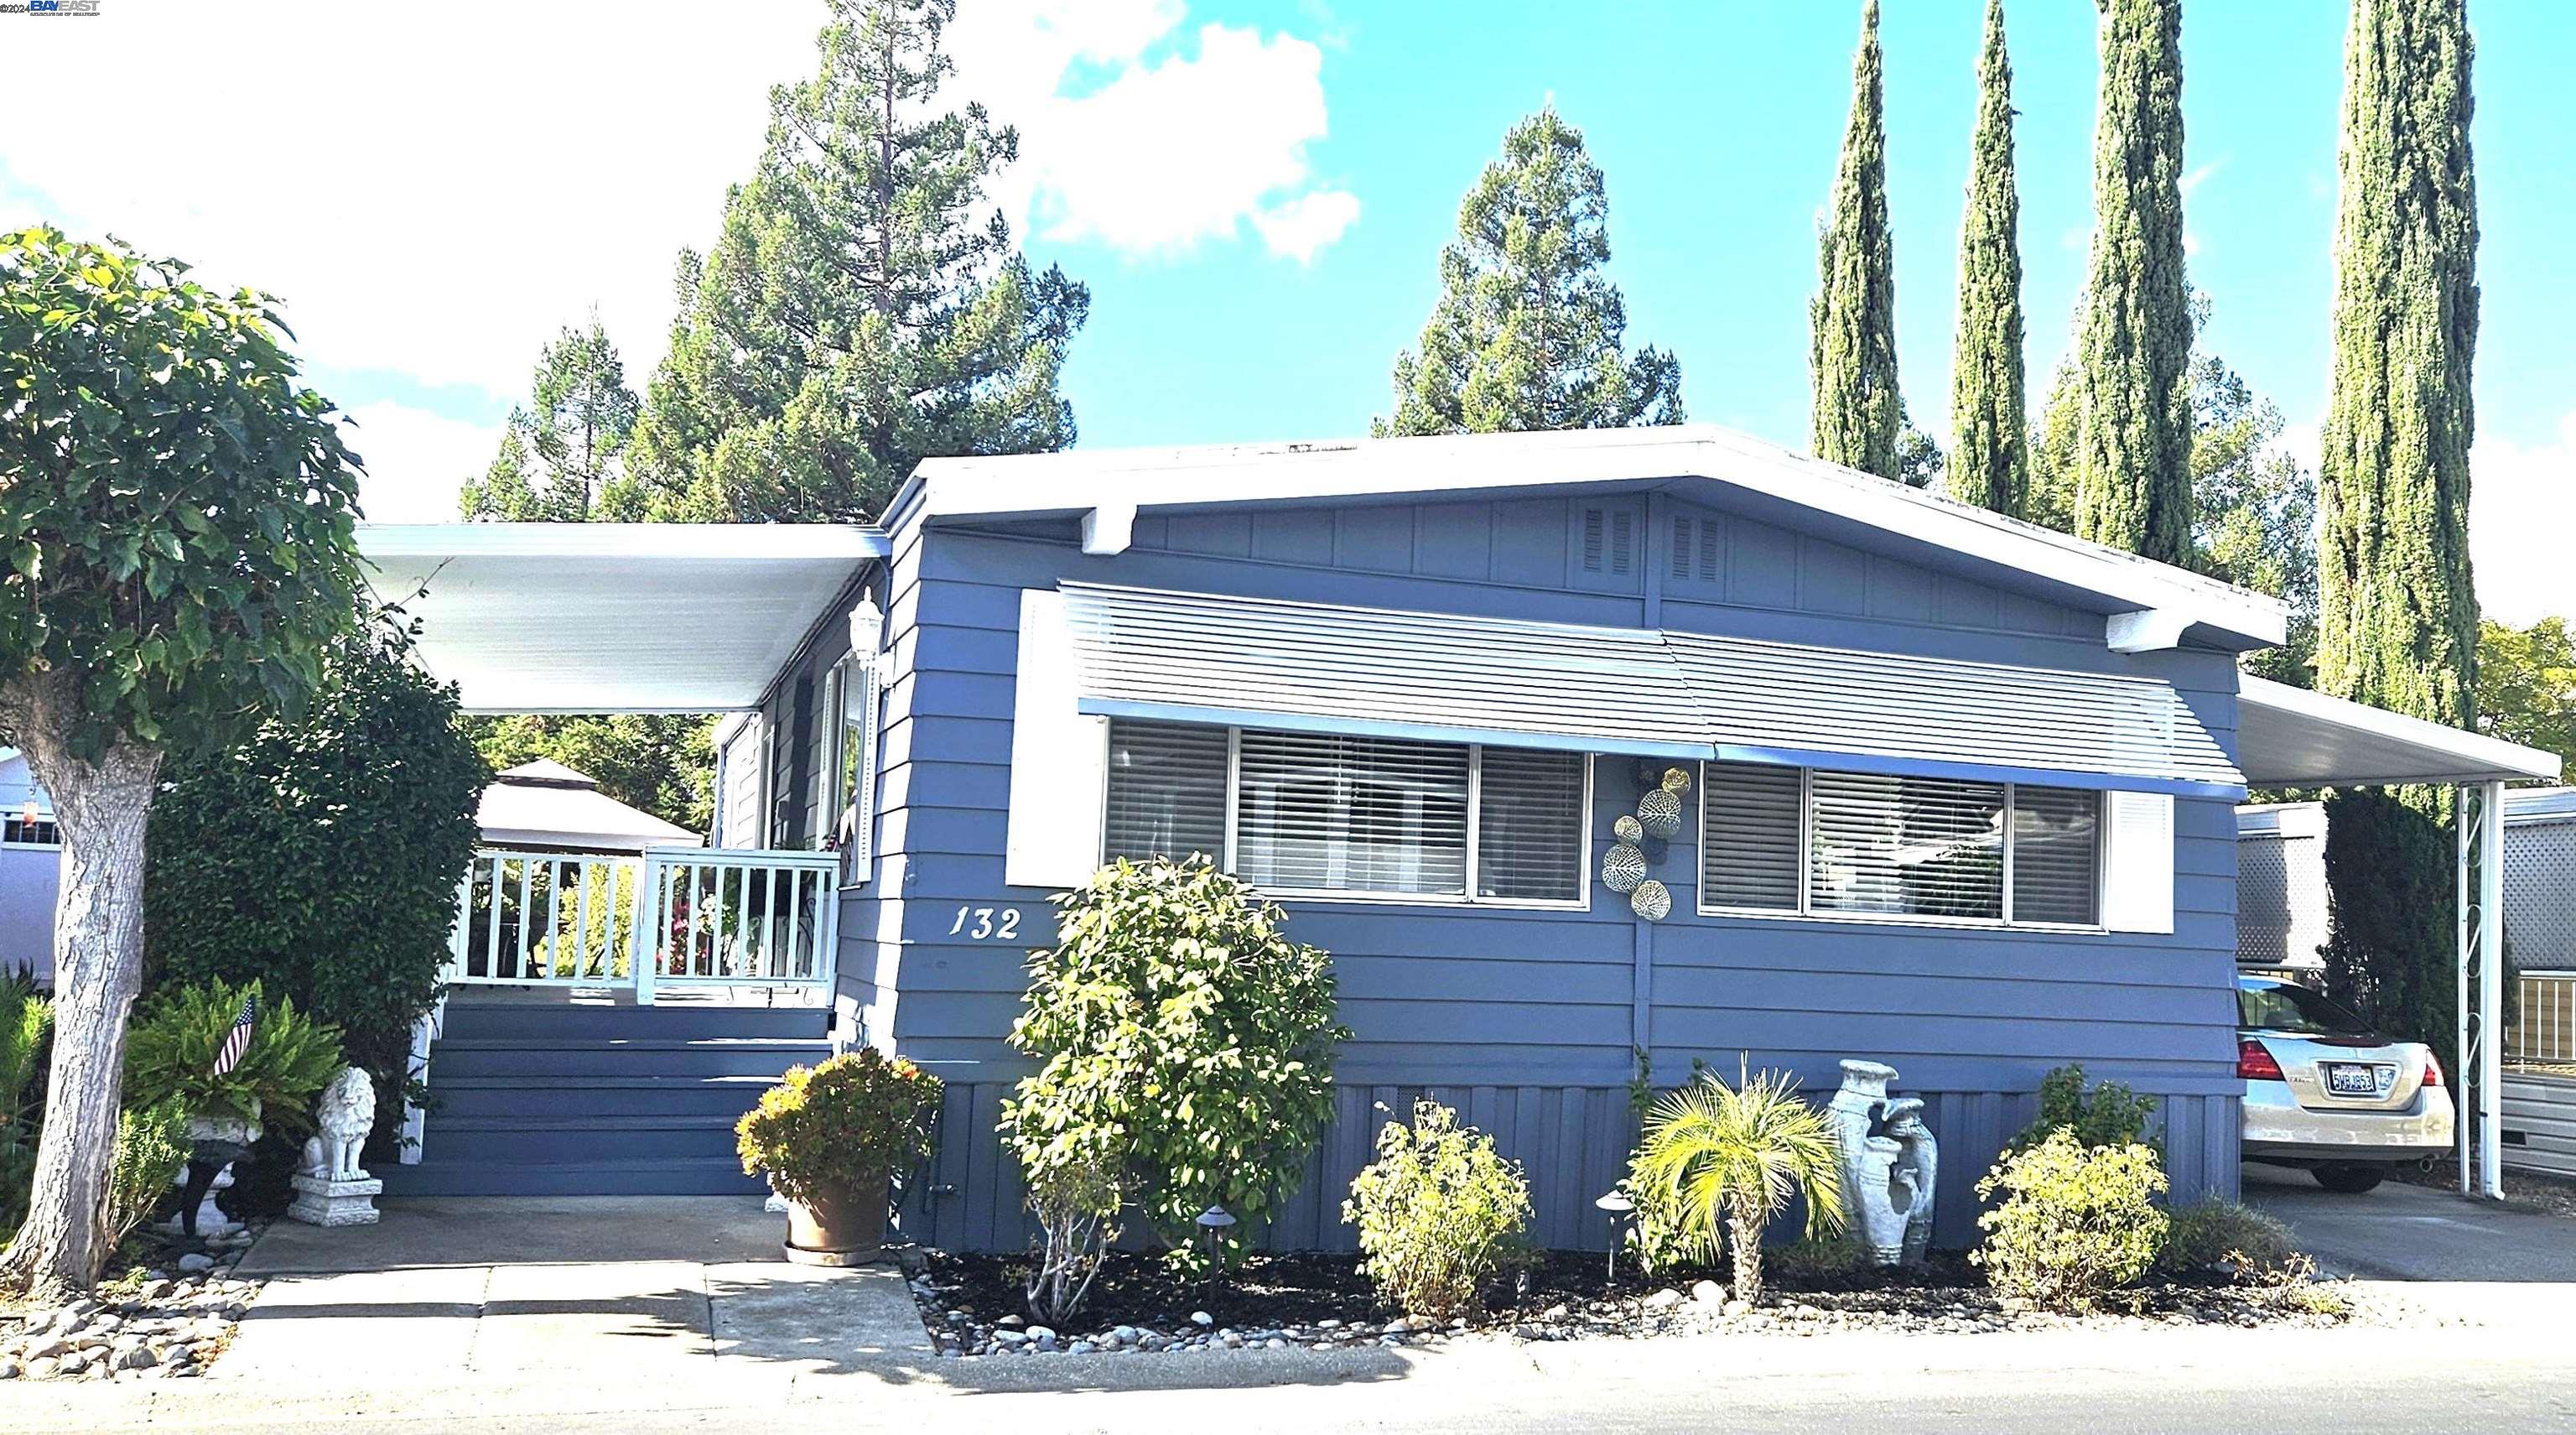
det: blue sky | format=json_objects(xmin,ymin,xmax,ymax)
[{"xmin": 4, "ymin": 1, "xmax": 2568, "ymax": 621}]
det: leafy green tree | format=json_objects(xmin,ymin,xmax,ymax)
[
  {"xmin": 619, "ymin": 0, "xmax": 1088, "ymax": 523},
  {"xmin": 2318, "ymin": 0, "xmax": 2480, "ymax": 1065},
  {"xmin": 460, "ymin": 316, "xmax": 639, "ymax": 523},
  {"xmin": 147, "ymin": 620, "xmax": 487, "ymax": 1143},
  {"xmin": 2069, "ymin": 0, "xmax": 2192, "ymax": 564},
  {"xmin": 1947, "ymin": 0, "xmax": 2028, "ymax": 516},
  {"xmin": 467, "ymin": 712, "xmax": 715, "ymax": 834},
  {"xmin": 0, "ymin": 226, "xmax": 367, "ymax": 1292},
  {"xmin": 1379, "ymin": 106, "xmax": 1681, "ymax": 435},
  {"xmin": 1809, "ymin": 1, "xmax": 1901, "ymax": 481},
  {"xmin": 2478, "ymin": 617, "xmax": 2575, "ymax": 782}
]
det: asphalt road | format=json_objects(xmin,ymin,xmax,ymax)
[{"xmin": 2243, "ymin": 1160, "xmax": 2576, "ymax": 1281}]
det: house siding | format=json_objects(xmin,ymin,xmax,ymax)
[{"xmin": 854, "ymin": 492, "xmax": 2244, "ymax": 1254}]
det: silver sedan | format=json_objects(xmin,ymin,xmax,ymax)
[{"xmin": 2239, "ymin": 974, "xmax": 2454, "ymax": 1193}]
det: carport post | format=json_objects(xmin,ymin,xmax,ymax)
[{"xmin": 2457, "ymin": 779, "xmax": 2506, "ymax": 1198}]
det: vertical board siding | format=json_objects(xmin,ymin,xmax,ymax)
[{"xmin": 855, "ymin": 507, "xmax": 2248, "ymax": 1255}]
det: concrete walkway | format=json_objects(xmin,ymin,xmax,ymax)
[{"xmin": 215, "ymin": 1196, "xmax": 931, "ymax": 1388}]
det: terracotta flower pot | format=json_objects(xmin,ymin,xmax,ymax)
[{"xmin": 782, "ymin": 1173, "xmax": 890, "ymax": 1266}]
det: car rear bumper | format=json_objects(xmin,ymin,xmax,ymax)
[{"xmin": 2241, "ymin": 1079, "xmax": 2454, "ymax": 1164}]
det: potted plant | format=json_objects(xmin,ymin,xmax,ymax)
[
  {"xmin": 737, "ymin": 1048, "xmax": 942, "ymax": 1265},
  {"xmin": 123, "ymin": 980, "xmax": 344, "ymax": 1234}
]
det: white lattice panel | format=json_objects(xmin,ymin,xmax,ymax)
[
  {"xmin": 2507, "ymin": 818, "xmax": 2576, "ymax": 969},
  {"xmin": 2236, "ymin": 830, "xmax": 2329, "ymax": 969}
]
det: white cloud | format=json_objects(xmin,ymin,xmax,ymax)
[
  {"xmin": 948, "ymin": 6, "xmax": 1357, "ymax": 261},
  {"xmin": 343, "ymin": 404, "xmax": 506, "ymax": 526},
  {"xmin": 2472, "ymin": 413, "xmax": 2576, "ymax": 627}
]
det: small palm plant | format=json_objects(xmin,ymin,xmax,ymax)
[{"xmin": 1633, "ymin": 1063, "xmax": 1846, "ymax": 1305}]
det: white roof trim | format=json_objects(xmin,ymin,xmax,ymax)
[
  {"xmin": 899, "ymin": 426, "xmax": 2288, "ymax": 650},
  {"xmin": 359, "ymin": 523, "xmax": 888, "ymax": 563},
  {"xmin": 2238, "ymin": 676, "xmax": 2563, "ymax": 787}
]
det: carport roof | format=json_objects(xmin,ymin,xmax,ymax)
[{"xmin": 2237, "ymin": 676, "xmax": 2562, "ymax": 788}]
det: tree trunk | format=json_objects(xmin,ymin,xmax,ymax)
[
  {"xmin": 0, "ymin": 676, "xmax": 162, "ymax": 1297},
  {"xmin": 1727, "ymin": 1201, "xmax": 1765, "ymax": 1307}
]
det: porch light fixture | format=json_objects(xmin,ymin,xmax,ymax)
[{"xmin": 1595, "ymin": 1189, "xmax": 1634, "ymax": 1284}]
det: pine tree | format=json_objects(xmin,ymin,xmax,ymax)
[
  {"xmin": 1378, "ymin": 106, "xmax": 1680, "ymax": 435},
  {"xmin": 1809, "ymin": 0, "xmax": 1901, "ymax": 481},
  {"xmin": 1946, "ymin": 0, "xmax": 2028, "ymax": 515},
  {"xmin": 2070, "ymin": 0, "xmax": 2191, "ymax": 563},
  {"xmin": 621, "ymin": 0, "xmax": 1088, "ymax": 523},
  {"xmin": 2317, "ymin": 0, "xmax": 2480, "ymax": 1064},
  {"xmin": 462, "ymin": 317, "xmax": 638, "ymax": 523}
]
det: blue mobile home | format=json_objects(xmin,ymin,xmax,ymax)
[{"xmin": 372, "ymin": 427, "xmax": 2553, "ymax": 1235}]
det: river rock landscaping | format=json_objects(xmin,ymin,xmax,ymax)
[
  {"xmin": 904, "ymin": 1245, "xmax": 2363, "ymax": 1358},
  {"xmin": 0, "ymin": 1219, "xmax": 266, "ymax": 1382}
]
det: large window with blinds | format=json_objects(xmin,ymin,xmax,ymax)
[
  {"xmin": 1103, "ymin": 718, "xmax": 1589, "ymax": 905},
  {"xmin": 1700, "ymin": 761, "xmax": 2102, "ymax": 927}
]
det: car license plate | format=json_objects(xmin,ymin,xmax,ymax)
[{"xmin": 2324, "ymin": 1062, "xmax": 2388, "ymax": 1097}]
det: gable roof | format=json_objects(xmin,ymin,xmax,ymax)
[{"xmin": 893, "ymin": 425, "xmax": 2288, "ymax": 652}]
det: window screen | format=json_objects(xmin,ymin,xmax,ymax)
[
  {"xmin": 1237, "ymin": 730, "xmax": 1468, "ymax": 895},
  {"xmin": 1808, "ymin": 772, "xmax": 2005, "ymax": 920},
  {"xmin": 1104, "ymin": 719, "xmax": 1228, "ymax": 864},
  {"xmin": 2009, "ymin": 785, "xmax": 2101, "ymax": 925},
  {"xmin": 1701, "ymin": 762, "xmax": 1802, "ymax": 910},
  {"xmin": 1477, "ymin": 747, "xmax": 1587, "ymax": 902}
]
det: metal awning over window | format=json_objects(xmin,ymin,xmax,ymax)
[{"xmin": 1057, "ymin": 583, "xmax": 2245, "ymax": 796}]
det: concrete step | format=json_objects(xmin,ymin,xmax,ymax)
[
  {"xmin": 428, "ymin": 1074, "xmax": 787, "ymax": 1120},
  {"xmin": 378, "ymin": 1157, "xmax": 766, "ymax": 1198},
  {"xmin": 439, "ymin": 1001, "xmax": 829, "ymax": 1043},
  {"xmin": 431, "ymin": 1037, "xmax": 829, "ymax": 1080}
]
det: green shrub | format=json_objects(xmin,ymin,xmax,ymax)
[
  {"xmin": 1002, "ymin": 857, "xmax": 1347, "ymax": 1275},
  {"xmin": 735, "ymin": 1048, "xmax": 943, "ymax": 1206},
  {"xmin": 1972, "ymin": 1129, "xmax": 2168, "ymax": 1312},
  {"xmin": 0, "ymin": 973, "xmax": 50, "ymax": 1231},
  {"xmin": 1343, "ymin": 1100, "xmax": 1533, "ymax": 1318},
  {"xmin": 106, "ymin": 1100, "xmax": 190, "ymax": 1248},
  {"xmin": 1618, "ymin": 1157, "xmax": 1711, "ymax": 1277},
  {"xmin": 1633, "ymin": 1067, "xmax": 1846, "ymax": 1304},
  {"xmin": 123, "ymin": 980, "xmax": 344, "ymax": 1135},
  {"xmin": 2155, "ymin": 1198, "xmax": 2297, "ymax": 1279},
  {"xmin": 2007, "ymin": 1063, "xmax": 2160, "ymax": 1155}
]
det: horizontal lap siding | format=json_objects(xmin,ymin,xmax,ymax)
[{"xmin": 860, "ymin": 523, "xmax": 2246, "ymax": 1253}]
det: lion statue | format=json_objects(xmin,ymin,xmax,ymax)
[{"xmin": 301, "ymin": 1066, "xmax": 377, "ymax": 1182}]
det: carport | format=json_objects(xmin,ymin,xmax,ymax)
[{"xmin": 2235, "ymin": 675, "xmax": 2564, "ymax": 1197}]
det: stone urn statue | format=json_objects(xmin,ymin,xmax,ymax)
[
  {"xmin": 1827, "ymin": 1060, "xmax": 1939, "ymax": 1268},
  {"xmin": 166, "ymin": 1101, "xmax": 262, "ymax": 1240}
]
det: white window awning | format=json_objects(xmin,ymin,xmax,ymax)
[
  {"xmin": 358, "ymin": 523, "xmax": 885, "ymax": 713},
  {"xmin": 1059, "ymin": 583, "xmax": 2245, "ymax": 796},
  {"xmin": 2237, "ymin": 675, "xmax": 2562, "ymax": 788}
]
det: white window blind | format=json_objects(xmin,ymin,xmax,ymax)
[
  {"xmin": 1238, "ymin": 730, "xmax": 1469, "ymax": 896},
  {"xmin": 1810, "ymin": 772, "xmax": 2006, "ymax": 920},
  {"xmin": 1477, "ymin": 748, "xmax": 1587, "ymax": 902},
  {"xmin": 2009, "ymin": 784, "xmax": 2101, "ymax": 926},
  {"xmin": 1104, "ymin": 719, "xmax": 1230, "ymax": 865},
  {"xmin": 1701, "ymin": 761, "xmax": 1802, "ymax": 910}
]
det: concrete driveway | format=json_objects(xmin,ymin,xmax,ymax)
[{"xmin": 2244, "ymin": 1160, "xmax": 2576, "ymax": 1323}]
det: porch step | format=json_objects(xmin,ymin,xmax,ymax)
[
  {"xmin": 416, "ymin": 1113, "xmax": 751, "ymax": 1165},
  {"xmin": 378, "ymin": 1157, "xmax": 764, "ymax": 1198},
  {"xmin": 428, "ymin": 1074, "xmax": 788, "ymax": 1120},
  {"xmin": 432, "ymin": 1037, "xmax": 830, "ymax": 1080},
  {"xmin": 438, "ymin": 1002, "xmax": 828, "ymax": 1043}
]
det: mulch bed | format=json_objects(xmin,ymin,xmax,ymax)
[{"xmin": 906, "ymin": 1244, "xmax": 2353, "ymax": 1358}]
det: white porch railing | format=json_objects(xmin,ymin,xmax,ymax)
[{"xmin": 447, "ymin": 845, "xmax": 840, "ymax": 1001}]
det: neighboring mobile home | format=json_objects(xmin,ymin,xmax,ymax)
[
  {"xmin": 0, "ymin": 750, "xmax": 57, "ymax": 987},
  {"xmin": 361, "ymin": 426, "xmax": 2558, "ymax": 1239}
]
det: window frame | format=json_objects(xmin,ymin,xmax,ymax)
[
  {"xmin": 1, "ymin": 814, "xmax": 59, "ymax": 850},
  {"xmin": 1696, "ymin": 762, "xmax": 2107, "ymax": 933},
  {"xmin": 1098, "ymin": 720, "xmax": 1594, "ymax": 912}
]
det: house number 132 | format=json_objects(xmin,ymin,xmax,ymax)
[{"xmin": 948, "ymin": 906, "xmax": 1022, "ymax": 941}]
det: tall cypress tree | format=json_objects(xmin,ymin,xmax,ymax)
[
  {"xmin": 1810, "ymin": 0, "xmax": 1901, "ymax": 481},
  {"xmin": 2070, "ymin": 0, "xmax": 2191, "ymax": 562},
  {"xmin": 2318, "ymin": 0, "xmax": 2480, "ymax": 1063},
  {"xmin": 1946, "ymin": 0, "xmax": 2028, "ymax": 516}
]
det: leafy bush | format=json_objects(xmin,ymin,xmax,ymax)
[
  {"xmin": 735, "ymin": 1049, "xmax": 942, "ymax": 1207},
  {"xmin": 1019, "ymin": 1136, "xmax": 1124, "ymax": 1327},
  {"xmin": 2007, "ymin": 1064, "xmax": 2160, "ymax": 1155},
  {"xmin": 147, "ymin": 620, "xmax": 487, "ymax": 1155},
  {"xmin": 0, "ymin": 973, "xmax": 50, "ymax": 1232},
  {"xmin": 1633, "ymin": 1067, "xmax": 1846, "ymax": 1304},
  {"xmin": 122, "ymin": 980, "xmax": 344, "ymax": 1135},
  {"xmin": 2155, "ymin": 1198, "xmax": 2297, "ymax": 1279},
  {"xmin": 1343, "ymin": 1100, "xmax": 1533, "ymax": 1318},
  {"xmin": 1003, "ymin": 857, "xmax": 1347, "ymax": 1274},
  {"xmin": 106, "ymin": 1100, "xmax": 190, "ymax": 1248},
  {"xmin": 1972, "ymin": 1129, "xmax": 2168, "ymax": 1312}
]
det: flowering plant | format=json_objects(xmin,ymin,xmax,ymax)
[{"xmin": 736, "ymin": 1048, "xmax": 942, "ymax": 1205}]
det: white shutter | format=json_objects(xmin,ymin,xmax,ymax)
[
  {"xmin": 2100, "ymin": 790, "xmax": 2175, "ymax": 933},
  {"xmin": 1005, "ymin": 588, "xmax": 1109, "ymax": 890}
]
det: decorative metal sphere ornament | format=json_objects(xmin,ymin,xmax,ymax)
[
  {"xmin": 1633, "ymin": 758, "xmax": 1665, "ymax": 790},
  {"xmin": 1601, "ymin": 842, "xmax": 1648, "ymax": 893},
  {"xmin": 1635, "ymin": 787, "xmax": 1684, "ymax": 840},
  {"xmin": 1628, "ymin": 879, "xmax": 1673, "ymax": 921},
  {"xmin": 1613, "ymin": 814, "xmax": 1645, "ymax": 845},
  {"xmin": 1660, "ymin": 767, "xmax": 1693, "ymax": 796}
]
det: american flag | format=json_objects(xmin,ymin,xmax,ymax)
[{"xmin": 213, "ymin": 995, "xmax": 257, "ymax": 1077}]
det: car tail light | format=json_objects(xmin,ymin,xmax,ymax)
[
  {"xmin": 2422, "ymin": 1052, "xmax": 2443, "ymax": 1088},
  {"xmin": 2238, "ymin": 1037, "xmax": 2285, "ymax": 1081}
]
